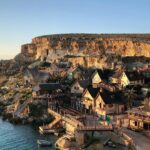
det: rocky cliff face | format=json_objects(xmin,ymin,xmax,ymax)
[{"xmin": 21, "ymin": 34, "xmax": 150, "ymax": 66}]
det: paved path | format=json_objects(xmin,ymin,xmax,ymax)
[{"xmin": 122, "ymin": 128, "xmax": 150, "ymax": 150}]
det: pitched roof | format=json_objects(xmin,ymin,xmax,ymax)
[
  {"xmin": 39, "ymin": 83, "xmax": 62, "ymax": 91},
  {"xmin": 83, "ymin": 68, "xmax": 114, "ymax": 82},
  {"xmin": 86, "ymin": 85, "xmax": 100, "ymax": 99},
  {"xmin": 97, "ymin": 69, "xmax": 115, "ymax": 81},
  {"xmin": 78, "ymin": 80, "xmax": 90, "ymax": 89},
  {"xmin": 99, "ymin": 89, "xmax": 124, "ymax": 104},
  {"xmin": 83, "ymin": 69, "xmax": 95, "ymax": 80},
  {"xmin": 24, "ymin": 68, "xmax": 50, "ymax": 83}
]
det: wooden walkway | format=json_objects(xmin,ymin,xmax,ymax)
[
  {"xmin": 47, "ymin": 108, "xmax": 114, "ymax": 132},
  {"xmin": 48, "ymin": 108, "xmax": 83, "ymax": 127},
  {"xmin": 78, "ymin": 125, "xmax": 113, "ymax": 131}
]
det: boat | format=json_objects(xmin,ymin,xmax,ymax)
[
  {"xmin": 54, "ymin": 132, "xmax": 59, "ymax": 136},
  {"xmin": 39, "ymin": 126, "xmax": 55, "ymax": 134},
  {"xmin": 37, "ymin": 139, "xmax": 52, "ymax": 146}
]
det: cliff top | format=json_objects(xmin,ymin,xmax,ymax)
[{"xmin": 34, "ymin": 33, "xmax": 150, "ymax": 40}]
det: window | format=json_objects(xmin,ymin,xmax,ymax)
[
  {"xmin": 74, "ymin": 86, "xmax": 79, "ymax": 90},
  {"xmin": 135, "ymin": 121, "xmax": 137, "ymax": 126},
  {"xmin": 99, "ymin": 103, "xmax": 101, "ymax": 108}
]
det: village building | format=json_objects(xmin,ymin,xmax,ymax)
[
  {"xmin": 70, "ymin": 80, "xmax": 89, "ymax": 110},
  {"xmin": 24, "ymin": 68, "xmax": 50, "ymax": 85},
  {"xmin": 71, "ymin": 80, "xmax": 89, "ymax": 95},
  {"xmin": 94, "ymin": 89, "xmax": 125, "ymax": 117},
  {"xmin": 83, "ymin": 69, "xmax": 114, "ymax": 87},
  {"xmin": 81, "ymin": 86, "xmax": 125, "ymax": 116},
  {"xmin": 110, "ymin": 70, "xmax": 130, "ymax": 87},
  {"xmin": 32, "ymin": 83, "xmax": 62, "ymax": 97},
  {"xmin": 91, "ymin": 70, "xmax": 102, "ymax": 88},
  {"xmin": 127, "ymin": 98, "xmax": 150, "ymax": 135},
  {"xmin": 126, "ymin": 71, "xmax": 145, "ymax": 85},
  {"xmin": 82, "ymin": 86, "xmax": 100, "ymax": 113}
]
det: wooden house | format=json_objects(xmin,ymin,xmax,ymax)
[
  {"xmin": 24, "ymin": 68, "xmax": 50, "ymax": 85},
  {"xmin": 128, "ymin": 98, "xmax": 150, "ymax": 134},
  {"xmin": 94, "ymin": 89, "xmax": 125, "ymax": 116},
  {"xmin": 32, "ymin": 83, "xmax": 62, "ymax": 97},
  {"xmin": 70, "ymin": 80, "xmax": 90, "ymax": 110},
  {"xmin": 82, "ymin": 86, "xmax": 125, "ymax": 116},
  {"xmin": 82, "ymin": 86, "xmax": 100, "ymax": 113},
  {"xmin": 71, "ymin": 80, "xmax": 89, "ymax": 95},
  {"xmin": 84, "ymin": 69, "xmax": 114, "ymax": 88},
  {"xmin": 91, "ymin": 70, "xmax": 102, "ymax": 88},
  {"xmin": 110, "ymin": 70, "xmax": 130, "ymax": 87}
]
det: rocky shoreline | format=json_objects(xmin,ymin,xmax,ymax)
[{"xmin": 0, "ymin": 104, "xmax": 53, "ymax": 126}]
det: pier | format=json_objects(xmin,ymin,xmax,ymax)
[{"xmin": 39, "ymin": 106, "xmax": 114, "ymax": 135}]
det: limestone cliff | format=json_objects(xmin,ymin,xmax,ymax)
[{"xmin": 21, "ymin": 34, "xmax": 150, "ymax": 66}]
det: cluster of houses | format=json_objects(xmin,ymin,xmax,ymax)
[
  {"xmin": 23, "ymin": 59, "xmax": 150, "ymax": 134},
  {"xmin": 21, "ymin": 56, "xmax": 150, "ymax": 136}
]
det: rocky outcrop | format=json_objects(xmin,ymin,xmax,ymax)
[
  {"xmin": 0, "ymin": 52, "xmax": 35, "ymax": 75},
  {"xmin": 21, "ymin": 34, "xmax": 150, "ymax": 63}
]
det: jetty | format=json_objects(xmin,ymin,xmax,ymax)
[{"xmin": 39, "ymin": 106, "xmax": 114, "ymax": 135}]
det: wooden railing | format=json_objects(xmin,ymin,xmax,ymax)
[
  {"xmin": 48, "ymin": 108, "xmax": 61, "ymax": 118},
  {"xmin": 78, "ymin": 125, "xmax": 113, "ymax": 131}
]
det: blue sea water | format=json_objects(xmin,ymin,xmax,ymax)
[{"xmin": 0, "ymin": 118, "xmax": 56, "ymax": 150}]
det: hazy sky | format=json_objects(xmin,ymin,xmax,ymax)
[{"xmin": 0, "ymin": 0, "xmax": 150, "ymax": 59}]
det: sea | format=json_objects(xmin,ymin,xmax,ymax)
[{"xmin": 0, "ymin": 118, "xmax": 56, "ymax": 150}]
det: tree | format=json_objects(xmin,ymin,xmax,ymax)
[{"xmin": 124, "ymin": 87, "xmax": 136, "ymax": 109}]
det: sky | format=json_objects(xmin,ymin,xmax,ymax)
[{"xmin": 0, "ymin": 0, "xmax": 150, "ymax": 60}]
